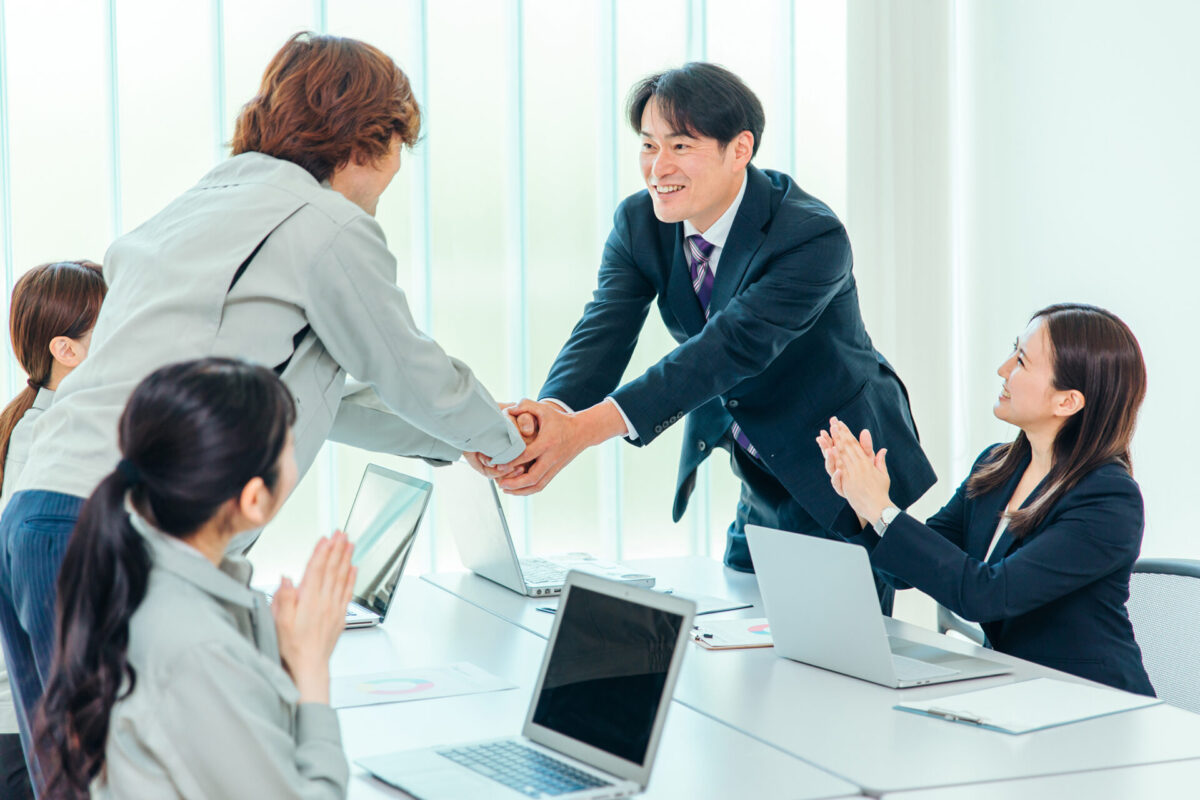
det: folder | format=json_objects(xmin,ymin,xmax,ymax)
[
  {"xmin": 692, "ymin": 618, "xmax": 774, "ymax": 650},
  {"xmin": 895, "ymin": 677, "xmax": 1161, "ymax": 734}
]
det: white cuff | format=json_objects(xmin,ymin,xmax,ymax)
[{"xmin": 603, "ymin": 397, "xmax": 637, "ymax": 441}]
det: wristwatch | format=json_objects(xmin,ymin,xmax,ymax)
[{"xmin": 873, "ymin": 505, "xmax": 901, "ymax": 536}]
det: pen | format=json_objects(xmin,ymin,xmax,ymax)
[{"xmin": 924, "ymin": 707, "xmax": 986, "ymax": 726}]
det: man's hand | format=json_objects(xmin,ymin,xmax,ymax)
[
  {"xmin": 496, "ymin": 398, "xmax": 626, "ymax": 496},
  {"xmin": 464, "ymin": 403, "xmax": 540, "ymax": 480}
]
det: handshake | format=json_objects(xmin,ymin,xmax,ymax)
[{"xmin": 464, "ymin": 398, "xmax": 629, "ymax": 496}]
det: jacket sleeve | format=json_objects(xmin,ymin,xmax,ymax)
[
  {"xmin": 538, "ymin": 203, "xmax": 656, "ymax": 412},
  {"xmin": 610, "ymin": 218, "xmax": 850, "ymax": 446},
  {"xmin": 152, "ymin": 643, "xmax": 347, "ymax": 800},
  {"xmin": 329, "ymin": 380, "xmax": 461, "ymax": 464},
  {"xmin": 871, "ymin": 468, "xmax": 1144, "ymax": 623},
  {"xmin": 305, "ymin": 215, "xmax": 525, "ymax": 464}
]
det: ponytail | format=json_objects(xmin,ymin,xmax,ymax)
[
  {"xmin": 0, "ymin": 387, "xmax": 39, "ymax": 488},
  {"xmin": 37, "ymin": 469, "xmax": 150, "ymax": 797}
]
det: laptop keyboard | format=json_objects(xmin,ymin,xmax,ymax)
[
  {"xmin": 436, "ymin": 740, "xmax": 612, "ymax": 798},
  {"xmin": 892, "ymin": 653, "xmax": 960, "ymax": 681},
  {"xmin": 520, "ymin": 557, "xmax": 568, "ymax": 585}
]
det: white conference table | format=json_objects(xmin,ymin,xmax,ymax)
[
  {"xmin": 881, "ymin": 758, "xmax": 1200, "ymax": 799},
  {"xmin": 424, "ymin": 556, "xmax": 1200, "ymax": 796},
  {"xmin": 331, "ymin": 575, "xmax": 859, "ymax": 800}
]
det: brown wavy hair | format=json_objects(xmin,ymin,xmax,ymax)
[
  {"xmin": 0, "ymin": 261, "xmax": 107, "ymax": 488},
  {"xmin": 967, "ymin": 303, "xmax": 1147, "ymax": 538},
  {"xmin": 231, "ymin": 31, "xmax": 421, "ymax": 183}
]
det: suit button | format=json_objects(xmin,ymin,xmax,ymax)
[
  {"xmin": 654, "ymin": 424, "xmax": 663, "ymax": 434},
  {"xmin": 698, "ymin": 441, "xmax": 707, "ymax": 451},
  {"xmin": 727, "ymin": 399, "xmax": 739, "ymax": 409}
]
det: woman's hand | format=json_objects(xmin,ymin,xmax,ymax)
[
  {"xmin": 272, "ymin": 531, "xmax": 357, "ymax": 705},
  {"xmin": 827, "ymin": 417, "xmax": 894, "ymax": 527}
]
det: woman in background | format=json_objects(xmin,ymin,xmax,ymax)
[
  {"xmin": 0, "ymin": 260, "xmax": 106, "ymax": 798},
  {"xmin": 38, "ymin": 358, "xmax": 354, "ymax": 798},
  {"xmin": 820, "ymin": 303, "xmax": 1153, "ymax": 694}
]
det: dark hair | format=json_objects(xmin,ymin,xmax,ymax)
[
  {"xmin": 626, "ymin": 62, "xmax": 765, "ymax": 157},
  {"xmin": 968, "ymin": 303, "xmax": 1147, "ymax": 537},
  {"xmin": 36, "ymin": 358, "xmax": 296, "ymax": 797},
  {"xmin": 231, "ymin": 31, "xmax": 421, "ymax": 182},
  {"xmin": 0, "ymin": 260, "xmax": 106, "ymax": 488}
]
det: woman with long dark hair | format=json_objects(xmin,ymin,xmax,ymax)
[
  {"xmin": 0, "ymin": 260, "xmax": 106, "ymax": 799},
  {"xmin": 37, "ymin": 358, "xmax": 354, "ymax": 798},
  {"xmin": 819, "ymin": 303, "xmax": 1153, "ymax": 694},
  {"xmin": 0, "ymin": 31, "xmax": 530, "ymax": 763}
]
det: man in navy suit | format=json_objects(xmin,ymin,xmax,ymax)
[{"xmin": 493, "ymin": 64, "xmax": 936, "ymax": 610}]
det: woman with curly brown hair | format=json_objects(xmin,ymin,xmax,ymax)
[{"xmin": 0, "ymin": 33, "xmax": 530, "ymax": 779}]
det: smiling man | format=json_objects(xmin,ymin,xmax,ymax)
[{"xmin": 499, "ymin": 63, "xmax": 936, "ymax": 607}]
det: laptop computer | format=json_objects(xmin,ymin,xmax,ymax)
[
  {"xmin": 446, "ymin": 463, "xmax": 655, "ymax": 596},
  {"xmin": 745, "ymin": 524, "xmax": 1011, "ymax": 688},
  {"xmin": 276, "ymin": 464, "xmax": 430, "ymax": 629},
  {"xmin": 358, "ymin": 570, "xmax": 696, "ymax": 799}
]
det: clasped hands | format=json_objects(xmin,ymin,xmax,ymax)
[
  {"xmin": 816, "ymin": 416, "xmax": 895, "ymax": 528},
  {"xmin": 465, "ymin": 399, "xmax": 626, "ymax": 495}
]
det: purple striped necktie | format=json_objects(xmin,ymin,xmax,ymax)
[{"xmin": 685, "ymin": 233, "xmax": 760, "ymax": 459}]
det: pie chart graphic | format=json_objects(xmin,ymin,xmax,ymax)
[
  {"xmin": 747, "ymin": 623, "xmax": 771, "ymax": 635},
  {"xmin": 357, "ymin": 677, "xmax": 436, "ymax": 695}
]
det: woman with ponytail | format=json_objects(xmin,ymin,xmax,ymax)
[
  {"xmin": 0, "ymin": 260, "xmax": 105, "ymax": 799},
  {"xmin": 37, "ymin": 358, "xmax": 354, "ymax": 798}
]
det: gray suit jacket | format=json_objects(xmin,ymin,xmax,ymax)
[{"xmin": 18, "ymin": 153, "xmax": 523, "ymax": 504}]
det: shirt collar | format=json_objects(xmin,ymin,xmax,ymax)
[
  {"xmin": 32, "ymin": 388, "xmax": 53, "ymax": 411},
  {"xmin": 682, "ymin": 170, "xmax": 748, "ymax": 249},
  {"xmin": 128, "ymin": 510, "xmax": 256, "ymax": 610}
]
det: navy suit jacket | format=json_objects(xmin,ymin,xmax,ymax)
[
  {"xmin": 540, "ymin": 166, "xmax": 935, "ymax": 539},
  {"xmin": 870, "ymin": 445, "xmax": 1154, "ymax": 695}
]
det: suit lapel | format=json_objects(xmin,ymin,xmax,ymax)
[
  {"xmin": 985, "ymin": 453, "xmax": 1048, "ymax": 564},
  {"xmin": 666, "ymin": 226, "xmax": 707, "ymax": 335},
  {"xmin": 708, "ymin": 166, "xmax": 770, "ymax": 313}
]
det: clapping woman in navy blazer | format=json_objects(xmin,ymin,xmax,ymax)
[{"xmin": 818, "ymin": 303, "xmax": 1154, "ymax": 695}]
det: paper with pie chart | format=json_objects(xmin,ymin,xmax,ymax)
[
  {"xmin": 331, "ymin": 662, "xmax": 516, "ymax": 709},
  {"xmin": 692, "ymin": 618, "xmax": 774, "ymax": 650}
]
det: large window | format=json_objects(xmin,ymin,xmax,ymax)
[{"xmin": 0, "ymin": 0, "xmax": 847, "ymax": 578}]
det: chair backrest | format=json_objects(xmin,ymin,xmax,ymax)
[
  {"xmin": 1128, "ymin": 558, "xmax": 1200, "ymax": 713},
  {"xmin": 936, "ymin": 604, "xmax": 984, "ymax": 645}
]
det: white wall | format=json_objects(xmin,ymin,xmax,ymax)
[{"xmin": 849, "ymin": 1, "xmax": 1200, "ymax": 568}]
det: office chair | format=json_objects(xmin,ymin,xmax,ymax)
[
  {"xmin": 935, "ymin": 604, "xmax": 984, "ymax": 645},
  {"xmin": 1127, "ymin": 558, "xmax": 1200, "ymax": 714}
]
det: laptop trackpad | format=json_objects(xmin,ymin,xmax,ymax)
[
  {"xmin": 359, "ymin": 750, "xmax": 529, "ymax": 800},
  {"xmin": 889, "ymin": 637, "xmax": 962, "ymax": 665}
]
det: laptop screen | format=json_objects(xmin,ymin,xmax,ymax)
[
  {"xmin": 530, "ymin": 585, "xmax": 685, "ymax": 766},
  {"xmin": 343, "ymin": 465, "xmax": 431, "ymax": 616}
]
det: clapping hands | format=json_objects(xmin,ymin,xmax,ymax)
[
  {"xmin": 272, "ymin": 531, "xmax": 356, "ymax": 705},
  {"xmin": 816, "ymin": 416, "xmax": 894, "ymax": 527}
]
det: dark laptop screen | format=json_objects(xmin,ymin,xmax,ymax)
[{"xmin": 531, "ymin": 585, "xmax": 685, "ymax": 765}]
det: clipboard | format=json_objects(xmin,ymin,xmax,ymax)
[
  {"xmin": 691, "ymin": 618, "xmax": 774, "ymax": 650},
  {"xmin": 895, "ymin": 677, "xmax": 1161, "ymax": 734}
]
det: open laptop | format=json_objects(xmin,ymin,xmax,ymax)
[
  {"xmin": 358, "ymin": 570, "xmax": 696, "ymax": 799},
  {"xmin": 745, "ymin": 524, "xmax": 1011, "ymax": 688},
  {"xmin": 447, "ymin": 463, "xmax": 655, "ymax": 596},
  {"xmin": 298, "ymin": 464, "xmax": 431, "ymax": 629}
]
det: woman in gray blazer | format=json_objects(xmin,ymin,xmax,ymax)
[
  {"xmin": 0, "ymin": 32, "xmax": 527, "ymax": 765},
  {"xmin": 40, "ymin": 358, "xmax": 354, "ymax": 798}
]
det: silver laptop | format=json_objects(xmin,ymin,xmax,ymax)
[
  {"xmin": 446, "ymin": 463, "xmax": 655, "ymax": 596},
  {"xmin": 745, "ymin": 524, "xmax": 1011, "ymax": 688},
  {"xmin": 337, "ymin": 464, "xmax": 432, "ymax": 628},
  {"xmin": 358, "ymin": 570, "xmax": 696, "ymax": 799}
]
